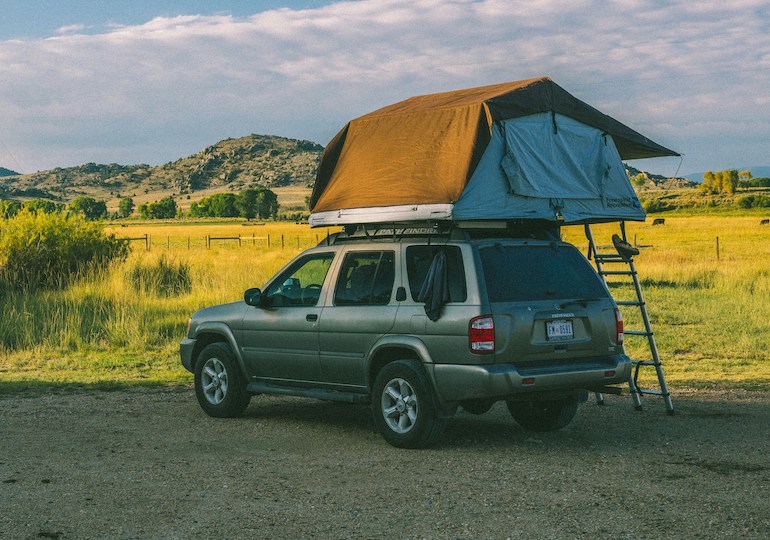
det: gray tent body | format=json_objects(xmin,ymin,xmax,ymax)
[{"xmin": 453, "ymin": 112, "xmax": 645, "ymax": 223}]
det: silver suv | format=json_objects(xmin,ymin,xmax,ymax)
[{"xmin": 180, "ymin": 225, "xmax": 630, "ymax": 448}]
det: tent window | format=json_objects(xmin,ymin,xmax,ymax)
[{"xmin": 500, "ymin": 113, "xmax": 608, "ymax": 200}]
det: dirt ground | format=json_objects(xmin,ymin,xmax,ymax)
[{"xmin": 1, "ymin": 386, "xmax": 768, "ymax": 539}]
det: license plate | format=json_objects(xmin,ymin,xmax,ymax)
[{"xmin": 546, "ymin": 320, "xmax": 573, "ymax": 341}]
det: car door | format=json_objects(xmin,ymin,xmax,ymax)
[
  {"xmin": 318, "ymin": 249, "xmax": 398, "ymax": 387},
  {"xmin": 240, "ymin": 251, "xmax": 335, "ymax": 384}
]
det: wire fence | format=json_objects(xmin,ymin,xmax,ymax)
[{"xmin": 121, "ymin": 232, "xmax": 328, "ymax": 251}]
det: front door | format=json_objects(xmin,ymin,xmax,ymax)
[{"xmin": 240, "ymin": 252, "xmax": 335, "ymax": 384}]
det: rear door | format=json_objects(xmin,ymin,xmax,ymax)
[
  {"xmin": 477, "ymin": 242, "xmax": 618, "ymax": 366},
  {"xmin": 318, "ymin": 249, "xmax": 398, "ymax": 387}
]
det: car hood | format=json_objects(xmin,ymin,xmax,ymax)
[{"xmin": 191, "ymin": 301, "xmax": 248, "ymax": 328}]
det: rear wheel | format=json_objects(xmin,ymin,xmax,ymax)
[
  {"xmin": 372, "ymin": 360, "xmax": 446, "ymax": 448},
  {"xmin": 194, "ymin": 343, "xmax": 251, "ymax": 418},
  {"xmin": 506, "ymin": 396, "xmax": 579, "ymax": 432}
]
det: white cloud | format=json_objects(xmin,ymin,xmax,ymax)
[
  {"xmin": 55, "ymin": 24, "xmax": 87, "ymax": 35},
  {"xmin": 0, "ymin": 0, "xmax": 768, "ymax": 174}
]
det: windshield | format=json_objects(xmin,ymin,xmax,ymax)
[{"xmin": 479, "ymin": 244, "xmax": 608, "ymax": 302}]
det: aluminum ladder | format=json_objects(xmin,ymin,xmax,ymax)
[{"xmin": 584, "ymin": 222, "xmax": 674, "ymax": 415}]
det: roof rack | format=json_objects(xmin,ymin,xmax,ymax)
[{"xmin": 317, "ymin": 219, "xmax": 562, "ymax": 246}]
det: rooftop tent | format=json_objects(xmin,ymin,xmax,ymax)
[{"xmin": 309, "ymin": 77, "xmax": 678, "ymax": 227}]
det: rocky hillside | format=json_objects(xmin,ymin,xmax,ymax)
[
  {"xmin": 625, "ymin": 164, "xmax": 696, "ymax": 189},
  {"xmin": 0, "ymin": 135, "xmax": 323, "ymax": 210}
]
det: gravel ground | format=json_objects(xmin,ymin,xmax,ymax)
[{"xmin": 1, "ymin": 386, "xmax": 768, "ymax": 539}]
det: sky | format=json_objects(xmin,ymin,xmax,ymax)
[{"xmin": 1, "ymin": 0, "xmax": 768, "ymax": 178}]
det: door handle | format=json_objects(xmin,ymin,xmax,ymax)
[{"xmin": 306, "ymin": 314, "xmax": 318, "ymax": 322}]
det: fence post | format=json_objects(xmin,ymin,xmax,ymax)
[
  {"xmin": 716, "ymin": 236, "xmax": 720, "ymax": 261},
  {"xmin": 267, "ymin": 234, "xmax": 271, "ymax": 248},
  {"xmin": 238, "ymin": 234, "xmax": 242, "ymax": 247},
  {"xmin": 188, "ymin": 236, "xmax": 190, "ymax": 250},
  {"xmin": 281, "ymin": 235, "xmax": 285, "ymax": 249},
  {"xmin": 167, "ymin": 235, "xmax": 170, "ymax": 249},
  {"xmin": 145, "ymin": 234, "xmax": 149, "ymax": 251}
]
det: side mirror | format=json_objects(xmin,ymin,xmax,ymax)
[{"xmin": 244, "ymin": 287, "xmax": 263, "ymax": 307}]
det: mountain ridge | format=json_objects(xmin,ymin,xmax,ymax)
[{"xmin": 0, "ymin": 134, "xmax": 322, "ymax": 211}]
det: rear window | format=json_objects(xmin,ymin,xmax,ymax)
[{"xmin": 479, "ymin": 244, "xmax": 607, "ymax": 302}]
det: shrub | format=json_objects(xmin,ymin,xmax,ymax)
[
  {"xmin": 0, "ymin": 209, "xmax": 129, "ymax": 290},
  {"xmin": 641, "ymin": 198, "xmax": 669, "ymax": 213},
  {"xmin": 737, "ymin": 195, "xmax": 770, "ymax": 208},
  {"xmin": 127, "ymin": 256, "xmax": 192, "ymax": 296}
]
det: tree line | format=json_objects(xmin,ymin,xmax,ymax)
[
  {"xmin": 0, "ymin": 187, "xmax": 279, "ymax": 221},
  {"xmin": 700, "ymin": 170, "xmax": 770, "ymax": 195},
  {"xmin": 189, "ymin": 188, "xmax": 278, "ymax": 220}
]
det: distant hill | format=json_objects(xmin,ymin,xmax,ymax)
[
  {"xmin": 0, "ymin": 167, "xmax": 20, "ymax": 177},
  {"xmin": 684, "ymin": 166, "xmax": 770, "ymax": 183},
  {"xmin": 624, "ymin": 164, "xmax": 696, "ymax": 189},
  {"xmin": 0, "ymin": 134, "xmax": 323, "ymax": 211}
]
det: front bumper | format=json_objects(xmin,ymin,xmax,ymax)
[
  {"xmin": 180, "ymin": 338, "xmax": 197, "ymax": 372},
  {"xmin": 429, "ymin": 355, "xmax": 632, "ymax": 403}
]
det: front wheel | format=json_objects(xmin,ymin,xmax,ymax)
[
  {"xmin": 372, "ymin": 361, "xmax": 446, "ymax": 449},
  {"xmin": 194, "ymin": 342, "xmax": 251, "ymax": 418},
  {"xmin": 506, "ymin": 397, "xmax": 579, "ymax": 432}
]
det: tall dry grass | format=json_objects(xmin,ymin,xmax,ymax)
[
  {"xmin": 0, "ymin": 222, "xmax": 325, "ymax": 386},
  {"xmin": 1, "ymin": 217, "xmax": 768, "ymax": 390}
]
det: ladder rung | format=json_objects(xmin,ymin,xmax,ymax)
[
  {"xmin": 631, "ymin": 359, "xmax": 659, "ymax": 367},
  {"xmin": 594, "ymin": 254, "xmax": 627, "ymax": 262},
  {"xmin": 636, "ymin": 388, "xmax": 671, "ymax": 397},
  {"xmin": 625, "ymin": 330, "xmax": 653, "ymax": 336},
  {"xmin": 616, "ymin": 300, "xmax": 643, "ymax": 307},
  {"xmin": 600, "ymin": 270, "xmax": 636, "ymax": 276}
]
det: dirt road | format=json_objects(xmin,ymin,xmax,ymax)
[{"xmin": 1, "ymin": 386, "xmax": 768, "ymax": 539}]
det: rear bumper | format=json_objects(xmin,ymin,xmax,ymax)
[{"xmin": 430, "ymin": 355, "xmax": 632, "ymax": 403}]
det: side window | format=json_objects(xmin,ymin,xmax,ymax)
[
  {"xmin": 406, "ymin": 246, "xmax": 467, "ymax": 302},
  {"xmin": 264, "ymin": 252, "xmax": 334, "ymax": 307},
  {"xmin": 334, "ymin": 251, "xmax": 395, "ymax": 306}
]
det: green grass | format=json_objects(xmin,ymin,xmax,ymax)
[
  {"xmin": 1, "ymin": 217, "xmax": 769, "ymax": 393},
  {"xmin": 563, "ymin": 216, "xmax": 770, "ymax": 390}
]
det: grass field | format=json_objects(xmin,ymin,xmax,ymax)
[{"xmin": 1, "ymin": 216, "xmax": 768, "ymax": 394}]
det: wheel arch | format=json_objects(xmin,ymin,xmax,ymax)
[
  {"xmin": 190, "ymin": 322, "xmax": 246, "ymax": 376},
  {"xmin": 366, "ymin": 335, "xmax": 434, "ymax": 390}
]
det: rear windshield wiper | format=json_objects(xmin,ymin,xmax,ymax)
[{"xmin": 557, "ymin": 298, "xmax": 605, "ymax": 309}]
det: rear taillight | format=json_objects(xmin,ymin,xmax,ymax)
[
  {"xmin": 469, "ymin": 315, "xmax": 495, "ymax": 354},
  {"xmin": 615, "ymin": 308, "xmax": 624, "ymax": 346}
]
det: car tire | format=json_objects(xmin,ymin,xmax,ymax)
[
  {"xmin": 372, "ymin": 360, "xmax": 446, "ymax": 449},
  {"xmin": 506, "ymin": 396, "xmax": 579, "ymax": 432},
  {"xmin": 194, "ymin": 342, "xmax": 251, "ymax": 418}
]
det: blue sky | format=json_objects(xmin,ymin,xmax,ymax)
[{"xmin": 1, "ymin": 0, "xmax": 768, "ymax": 178}]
